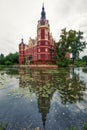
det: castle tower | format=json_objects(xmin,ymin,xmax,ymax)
[
  {"xmin": 37, "ymin": 4, "xmax": 55, "ymax": 64},
  {"xmin": 19, "ymin": 38, "xmax": 25, "ymax": 64}
]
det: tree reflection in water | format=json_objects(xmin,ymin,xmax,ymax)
[
  {"xmin": 52, "ymin": 68, "xmax": 86, "ymax": 104},
  {"xmin": 19, "ymin": 67, "xmax": 87, "ymax": 128},
  {"xmin": 82, "ymin": 67, "xmax": 87, "ymax": 73}
]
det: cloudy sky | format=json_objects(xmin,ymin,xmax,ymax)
[{"xmin": 0, "ymin": 0, "xmax": 87, "ymax": 57}]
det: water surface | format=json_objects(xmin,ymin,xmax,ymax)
[{"xmin": 0, "ymin": 67, "xmax": 87, "ymax": 130}]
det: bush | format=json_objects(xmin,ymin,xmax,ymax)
[
  {"xmin": 74, "ymin": 61, "xmax": 87, "ymax": 67},
  {"xmin": 56, "ymin": 60, "xmax": 69, "ymax": 67},
  {"xmin": 5, "ymin": 61, "xmax": 12, "ymax": 65}
]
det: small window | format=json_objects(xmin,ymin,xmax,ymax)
[
  {"xmin": 38, "ymin": 54, "xmax": 41, "ymax": 59},
  {"xmin": 38, "ymin": 48, "xmax": 40, "ymax": 52},
  {"xmin": 45, "ymin": 42, "xmax": 48, "ymax": 45},
  {"xmin": 45, "ymin": 48, "xmax": 48, "ymax": 52}
]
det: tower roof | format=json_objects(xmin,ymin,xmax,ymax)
[
  {"xmin": 21, "ymin": 38, "xmax": 24, "ymax": 43},
  {"xmin": 19, "ymin": 37, "xmax": 25, "ymax": 46},
  {"xmin": 41, "ymin": 3, "xmax": 46, "ymax": 20}
]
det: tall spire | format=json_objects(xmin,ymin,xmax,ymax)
[
  {"xmin": 21, "ymin": 36, "xmax": 24, "ymax": 43},
  {"xmin": 41, "ymin": 3, "xmax": 46, "ymax": 20}
]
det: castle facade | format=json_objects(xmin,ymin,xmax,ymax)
[{"xmin": 19, "ymin": 4, "xmax": 56, "ymax": 65}]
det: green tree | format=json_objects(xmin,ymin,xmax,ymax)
[
  {"xmin": 68, "ymin": 30, "xmax": 87, "ymax": 64},
  {"xmin": 5, "ymin": 52, "xmax": 18, "ymax": 65},
  {"xmin": 56, "ymin": 29, "xmax": 87, "ymax": 66},
  {"xmin": 0, "ymin": 52, "xmax": 18, "ymax": 65},
  {"xmin": 0, "ymin": 53, "xmax": 5, "ymax": 64},
  {"xmin": 56, "ymin": 28, "xmax": 70, "ymax": 67},
  {"xmin": 82, "ymin": 56, "xmax": 87, "ymax": 62}
]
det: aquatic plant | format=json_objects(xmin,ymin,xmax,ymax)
[
  {"xmin": 0, "ymin": 123, "xmax": 8, "ymax": 130},
  {"xmin": 83, "ymin": 122, "xmax": 87, "ymax": 130},
  {"xmin": 66, "ymin": 123, "xmax": 87, "ymax": 130},
  {"xmin": 65, "ymin": 126, "xmax": 78, "ymax": 130}
]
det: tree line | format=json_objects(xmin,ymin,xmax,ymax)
[{"xmin": 0, "ymin": 52, "xmax": 18, "ymax": 65}]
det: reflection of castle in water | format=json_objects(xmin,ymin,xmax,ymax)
[
  {"xmin": 19, "ymin": 67, "xmax": 55, "ymax": 128},
  {"xmin": 19, "ymin": 67, "xmax": 87, "ymax": 128},
  {"xmin": 38, "ymin": 96, "xmax": 50, "ymax": 127}
]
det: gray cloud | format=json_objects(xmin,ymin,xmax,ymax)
[{"xmin": 0, "ymin": 0, "xmax": 87, "ymax": 57}]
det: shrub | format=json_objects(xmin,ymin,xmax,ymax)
[{"xmin": 4, "ymin": 61, "xmax": 12, "ymax": 65}]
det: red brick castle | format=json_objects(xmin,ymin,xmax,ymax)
[{"xmin": 19, "ymin": 4, "xmax": 56, "ymax": 65}]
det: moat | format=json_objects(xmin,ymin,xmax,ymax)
[{"xmin": 0, "ymin": 67, "xmax": 87, "ymax": 130}]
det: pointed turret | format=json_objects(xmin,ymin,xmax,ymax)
[
  {"xmin": 21, "ymin": 36, "xmax": 24, "ymax": 44},
  {"xmin": 19, "ymin": 37, "xmax": 25, "ymax": 64},
  {"xmin": 41, "ymin": 3, "xmax": 46, "ymax": 20},
  {"xmin": 21, "ymin": 38, "xmax": 24, "ymax": 43},
  {"xmin": 19, "ymin": 37, "xmax": 25, "ymax": 45}
]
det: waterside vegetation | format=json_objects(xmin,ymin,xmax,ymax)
[{"xmin": 0, "ymin": 52, "xmax": 18, "ymax": 65}]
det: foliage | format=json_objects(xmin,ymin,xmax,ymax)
[
  {"xmin": 19, "ymin": 67, "xmax": 86, "ymax": 104},
  {"xmin": 0, "ymin": 122, "xmax": 87, "ymax": 130},
  {"xmin": 5, "ymin": 61, "xmax": 12, "ymax": 65},
  {"xmin": 65, "ymin": 126, "xmax": 78, "ymax": 130},
  {"xmin": 83, "ymin": 122, "xmax": 87, "ymax": 130},
  {"xmin": 56, "ymin": 28, "xmax": 70, "ymax": 67},
  {"xmin": 56, "ymin": 28, "xmax": 87, "ymax": 66},
  {"xmin": 0, "ymin": 65, "xmax": 5, "ymax": 70},
  {"xmin": 74, "ymin": 61, "xmax": 87, "ymax": 67},
  {"xmin": 69, "ymin": 30, "xmax": 87, "ymax": 64},
  {"xmin": 66, "ymin": 123, "xmax": 87, "ymax": 130},
  {"xmin": 0, "ymin": 123, "xmax": 8, "ymax": 130},
  {"xmin": 56, "ymin": 60, "xmax": 69, "ymax": 67},
  {"xmin": 0, "ymin": 54, "xmax": 5, "ymax": 65},
  {"xmin": 82, "ymin": 68, "xmax": 87, "ymax": 73},
  {"xmin": 82, "ymin": 56, "xmax": 87, "ymax": 62},
  {"xmin": 0, "ymin": 52, "xmax": 18, "ymax": 65}
]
